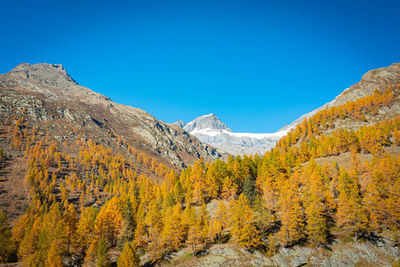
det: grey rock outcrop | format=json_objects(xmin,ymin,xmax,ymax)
[{"xmin": 165, "ymin": 239, "xmax": 400, "ymax": 266}]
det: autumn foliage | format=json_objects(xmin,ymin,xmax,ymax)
[{"xmin": 1, "ymin": 87, "xmax": 400, "ymax": 265}]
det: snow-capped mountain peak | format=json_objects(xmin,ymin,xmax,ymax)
[
  {"xmin": 176, "ymin": 114, "xmax": 288, "ymax": 155},
  {"xmin": 183, "ymin": 113, "xmax": 231, "ymax": 132}
]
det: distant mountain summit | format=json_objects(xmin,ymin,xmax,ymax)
[
  {"xmin": 183, "ymin": 113, "xmax": 231, "ymax": 132},
  {"xmin": 176, "ymin": 114, "xmax": 286, "ymax": 155}
]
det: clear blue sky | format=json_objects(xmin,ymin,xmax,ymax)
[{"xmin": 1, "ymin": 0, "xmax": 400, "ymax": 132}]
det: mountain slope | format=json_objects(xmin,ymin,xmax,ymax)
[
  {"xmin": 275, "ymin": 64, "xmax": 400, "ymax": 161},
  {"xmin": 281, "ymin": 63, "xmax": 400, "ymax": 132},
  {"xmin": 0, "ymin": 63, "xmax": 221, "ymax": 221},
  {"xmin": 0, "ymin": 63, "xmax": 220, "ymax": 168},
  {"xmin": 333, "ymin": 63, "xmax": 400, "ymax": 106}
]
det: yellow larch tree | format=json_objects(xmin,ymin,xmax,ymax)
[
  {"xmin": 117, "ymin": 241, "xmax": 140, "ymax": 267},
  {"xmin": 76, "ymin": 206, "xmax": 97, "ymax": 259},
  {"xmin": 277, "ymin": 178, "xmax": 305, "ymax": 247},
  {"xmin": 229, "ymin": 194, "xmax": 262, "ymax": 250},
  {"xmin": 45, "ymin": 239, "xmax": 63, "ymax": 267},
  {"xmin": 161, "ymin": 203, "xmax": 185, "ymax": 252},
  {"xmin": 337, "ymin": 169, "xmax": 368, "ymax": 239},
  {"xmin": 221, "ymin": 176, "xmax": 237, "ymax": 200},
  {"xmin": 191, "ymin": 159, "xmax": 206, "ymax": 204},
  {"xmin": 63, "ymin": 203, "xmax": 78, "ymax": 255},
  {"xmin": 210, "ymin": 201, "xmax": 229, "ymax": 243},
  {"xmin": 145, "ymin": 199, "xmax": 164, "ymax": 262},
  {"xmin": 94, "ymin": 196, "xmax": 123, "ymax": 246},
  {"xmin": 304, "ymin": 171, "xmax": 328, "ymax": 246},
  {"xmin": 186, "ymin": 202, "xmax": 209, "ymax": 255}
]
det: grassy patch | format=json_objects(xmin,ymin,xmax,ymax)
[
  {"xmin": 167, "ymin": 251, "xmax": 194, "ymax": 266},
  {"xmin": 342, "ymin": 234, "xmax": 355, "ymax": 244}
]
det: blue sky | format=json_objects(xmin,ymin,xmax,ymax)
[{"xmin": 1, "ymin": 0, "xmax": 400, "ymax": 132}]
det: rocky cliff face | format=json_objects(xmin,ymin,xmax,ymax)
[{"xmin": 0, "ymin": 63, "xmax": 221, "ymax": 168}]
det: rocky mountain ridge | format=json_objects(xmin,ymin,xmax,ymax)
[
  {"xmin": 0, "ymin": 63, "xmax": 221, "ymax": 168},
  {"xmin": 281, "ymin": 63, "xmax": 400, "ymax": 131}
]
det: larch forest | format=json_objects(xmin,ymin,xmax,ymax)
[{"xmin": 1, "ymin": 61, "xmax": 400, "ymax": 266}]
